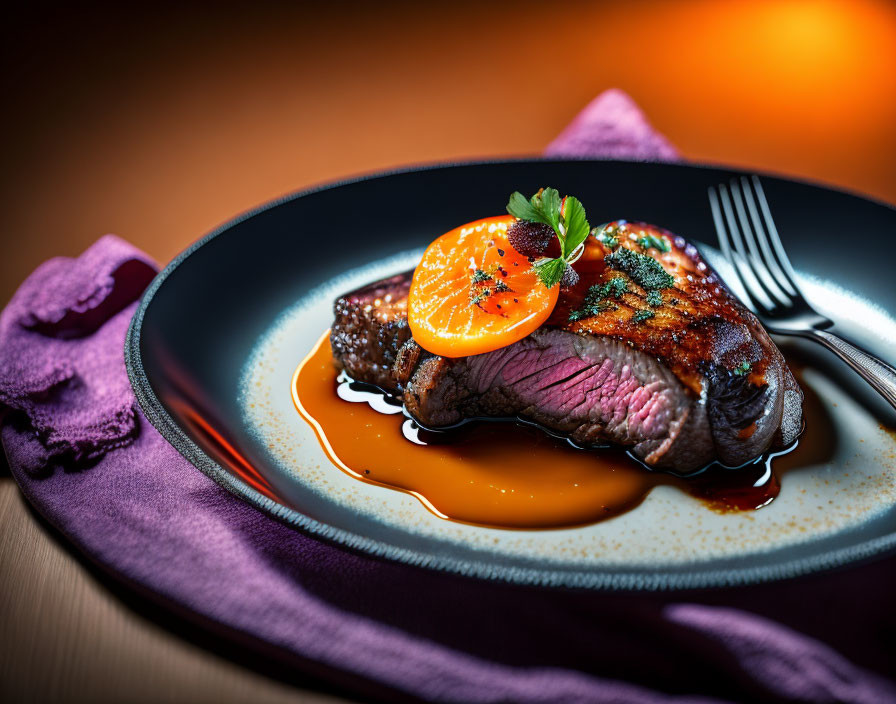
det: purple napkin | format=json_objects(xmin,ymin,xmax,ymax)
[
  {"xmin": 3, "ymin": 89, "xmax": 895, "ymax": 704},
  {"xmin": 544, "ymin": 89, "xmax": 680, "ymax": 162}
]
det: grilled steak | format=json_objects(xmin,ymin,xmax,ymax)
[{"xmin": 330, "ymin": 222, "xmax": 803, "ymax": 474}]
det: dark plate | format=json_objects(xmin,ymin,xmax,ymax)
[{"xmin": 126, "ymin": 159, "xmax": 896, "ymax": 590}]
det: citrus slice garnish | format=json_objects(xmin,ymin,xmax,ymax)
[{"xmin": 408, "ymin": 215, "xmax": 559, "ymax": 358}]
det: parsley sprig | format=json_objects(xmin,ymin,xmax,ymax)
[{"xmin": 506, "ymin": 188, "xmax": 590, "ymax": 288}]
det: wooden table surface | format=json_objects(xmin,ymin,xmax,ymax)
[{"xmin": 2, "ymin": 2, "xmax": 895, "ymax": 701}]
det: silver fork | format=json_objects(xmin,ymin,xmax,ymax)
[{"xmin": 708, "ymin": 175, "xmax": 896, "ymax": 411}]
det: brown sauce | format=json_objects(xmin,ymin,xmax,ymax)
[{"xmin": 293, "ymin": 332, "xmax": 824, "ymax": 530}]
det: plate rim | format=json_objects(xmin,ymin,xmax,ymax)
[{"xmin": 125, "ymin": 156, "xmax": 896, "ymax": 591}]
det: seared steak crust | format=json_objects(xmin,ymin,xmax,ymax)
[
  {"xmin": 330, "ymin": 272, "xmax": 412, "ymax": 392},
  {"xmin": 330, "ymin": 223, "xmax": 803, "ymax": 473}
]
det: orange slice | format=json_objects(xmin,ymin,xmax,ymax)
[{"xmin": 408, "ymin": 215, "xmax": 560, "ymax": 358}]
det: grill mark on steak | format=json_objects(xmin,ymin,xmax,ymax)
[{"xmin": 330, "ymin": 222, "xmax": 803, "ymax": 474}]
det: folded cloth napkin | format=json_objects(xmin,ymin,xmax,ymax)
[{"xmin": 3, "ymin": 89, "xmax": 895, "ymax": 704}]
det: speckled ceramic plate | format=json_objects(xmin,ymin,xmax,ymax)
[{"xmin": 126, "ymin": 159, "xmax": 896, "ymax": 590}]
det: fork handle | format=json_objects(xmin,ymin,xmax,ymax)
[{"xmin": 804, "ymin": 329, "xmax": 896, "ymax": 411}]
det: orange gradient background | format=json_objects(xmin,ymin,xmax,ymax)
[{"xmin": 2, "ymin": 0, "xmax": 895, "ymax": 306}]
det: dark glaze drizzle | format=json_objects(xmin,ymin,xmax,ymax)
[{"xmin": 293, "ymin": 333, "xmax": 814, "ymax": 530}]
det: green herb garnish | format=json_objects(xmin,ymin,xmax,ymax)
[
  {"xmin": 507, "ymin": 187, "xmax": 590, "ymax": 289},
  {"xmin": 637, "ymin": 233, "xmax": 671, "ymax": 253},
  {"xmin": 593, "ymin": 277, "xmax": 629, "ymax": 300},
  {"xmin": 605, "ymin": 247, "xmax": 675, "ymax": 291},
  {"xmin": 469, "ymin": 267, "xmax": 513, "ymax": 307},
  {"xmin": 568, "ymin": 277, "xmax": 629, "ymax": 322},
  {"xmin": 632, "ymin": 309, "xmax": 655, "ymax": 323},
  {"xmin": 531, "ymin": 258, "xmax": 567, "ymax": 289},
  {"xmin": 595, "ymin": 224, "xmax": 619, "ymax": 248},
  {"xmin": 733, "ymin": 361, "xmax": 752, "ymax": 376},
  {"xmin": 568, "ymin": 301, "xmax": 616, "ymax": 322},
  {"xmin": 646, "ymin": 290, "xmax": 663, "ymax": 307},
  {"xmin": 469, "ymin": 289, "xmax": 491, "ymax": 306}
]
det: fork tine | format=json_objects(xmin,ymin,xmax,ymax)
[
  {"xmin": 716, "ymin": 183, "xmax": 781, "ymax": 313},
  {"xmin": 739, "ymin": 176, "xmax": 798, "ymax": 298},
  {"xmin": 750, "ymin": 175, "xmax": 804, "ymax": 297},
  {"xmin": 708, "ymin": 185, "xmax": 764, "ymax": 313},
  {"xmin": 728, "ymin": 177, "xmax": 792, "ymax": 307}
]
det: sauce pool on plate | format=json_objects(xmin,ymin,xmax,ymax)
[{"xmin": 293, "ymin": 332, "xmax": 800, "ymax": 530}]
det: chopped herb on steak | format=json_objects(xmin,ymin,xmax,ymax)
[
  {"xmin": 605, "ymin": 247, "xmax": 675, "ymax": 291},
  {"xmin": 632, "ymin": 309, "xmax": 655, "ymax": 323},
  {"xmin": 568, "ymin": 277, "xmax": 629, "ymax": 322}
]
